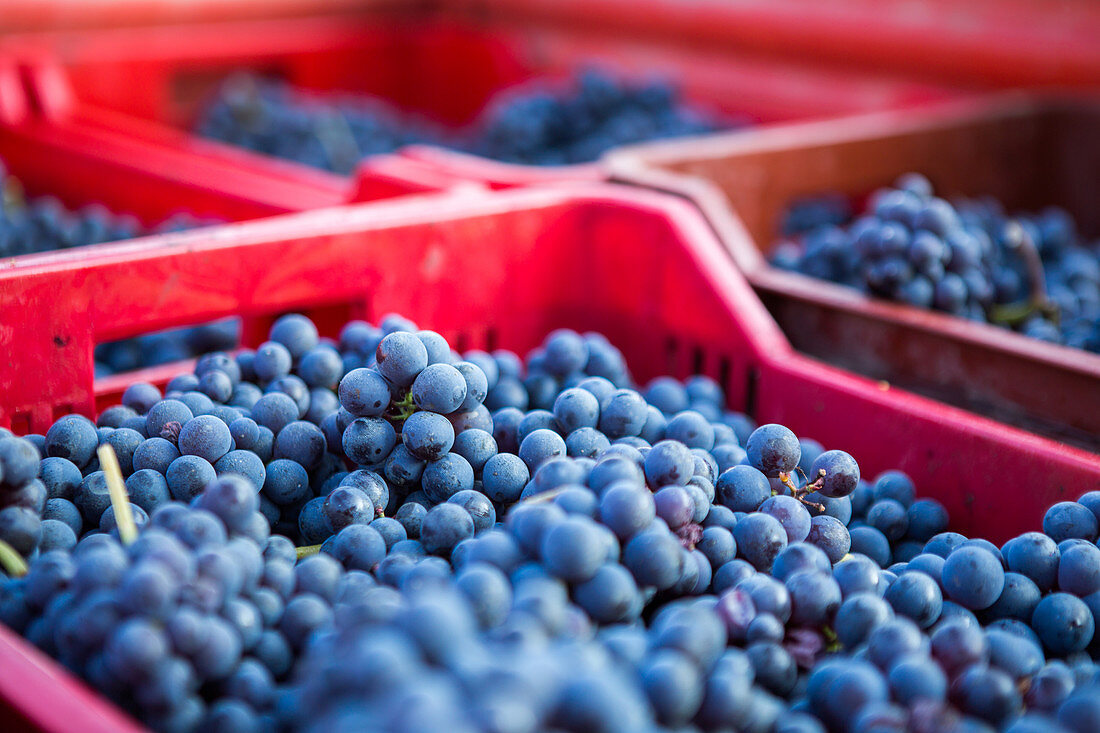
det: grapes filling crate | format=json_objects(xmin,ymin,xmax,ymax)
[
  {"xmin": 0, "ymin": 184, "xmax": 1098, "ymax": 731},
  {"xmin": 608, "ymin": 95, "xmax": 1100, "ymax": 452},
  {"xmin": 1, "ymin": 185, "xmax": 1097, "ymax": 537},
  {"xmin": 0, "ymin": 6, "xmax": 955, "ymax": 193}
]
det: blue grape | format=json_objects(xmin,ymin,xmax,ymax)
[
  {"xmin": 806, "ymin": 515, "xmax": 851, "ymax": 563},
  {"xmin": 342, "ymin": 417, "xmax": 396, "ymax": 465},
  {"xmin": 810, "ymin": 450, "xmax": 860, "ymax": 498},
  {"xmin": 39, "ymin": 456, "xmax": 83, "ymax": 501},
  {"xmin": 697, "ymin": 526, "xmax": 736, "ymax": 569},
  {"xmin": 45, "ymin": 415, "xmax": 99, "ymax": 468},
  {"xmin": 716, "ymin": 465, "xmax": 771, "ymax": 512},
  {"xmin": 517, "ymin": 428, "xmax": 566, "ymax": 471},
  {"xmin": 450, "ymin": 429, "xmax": 496, "ymax": 473},
  {"xmin": 665, "ymin": 411, "xmax": 714, "ymax": 451},
  {"xmin": 338, "ymin": 368, "xmax": 391, "ymax": 417},
  {"xmin": 759, "ymin": 495, "xmax": 812, "ymax": 544},
  {"xmin": 573, "ymin": 563, "xmax": 640, "ymax": 624},
  {"xmin": 447, "ymin": 490, "xmax": 495, "ymax": 534},
  {"xmin": 401, "ymin": 411, "xmax": 454, "ymax": 462},
  {"xmin": 867, "ymin": 617, "xmax": 927, "ymax": 671},
  {"xmin": 734, "ymin": 513, "xmax": 788, "ymax": 571},
  {"xmin": 884, "ymin": 569, "xmax": 942, "ymax": 628},
  {"xmin": 410, "ymin": 363, "xmax": 467, "ymax": 414},
  {"xmin": 540, "ymin": 516, "xmax": 605, "ymax": 583},
  {"xmin": 273, "ymin": 421, "xmax": 326, "ymax": 469},
  {"xmin": 324, "ymin": 524, "xmax": 387, "ymax": 571},
  {"xmin": 943, "ymin": 546, "xmax": 1006, "ymax": 610},
  {"xmin": 213, "ymin": 450, "xmax": 266, "ymax": 492},
  {"xmin": 850, "ymin": 526, "xmax": 892, "ymax": 568},
  {"xmin": 375, "ymin": 332, "xmax": 428, "ymax": 386},
  {"xmin": 987, "ymin": 627, "xmax": 1044, "ymax": 680},
  {"xmin": 250, "ymin": 393, "xmax": 299, "ymax": 434},
  {"xmin": 643, "ymin": 440, "xmax": 694, "ymax": 488},
  {"xmin": 421, "ymin": 503, "xmax": 475, "ymax": 556},
  {"xmin": 949, "ymin": 664, "xmax": 1021, "ymax": 726},
  {"xmin": 623, "ymin": 529, "xmax": 682, "ymax": 591},
  {"xmin": 987, "ymin": 571, "xmax": 1042, "ymax": 621},
  {"xmin": 552, "ymin": 388, "xmax": 600, "ymax": 434},
  {"xmin": 1044, "ymin": 502, "xmax": 1099, "ymax": 543},
  {"xmin": 598, "ymin": 389, "xmax": 648, "ymax": 439},
  {"xmin": 867, "ymin": 499, "xmax": 910, "ymax": 542},
  {"xmin": 907, "ymin": 498, "xmax": 949, "ymax": 541},
  {"xmin": 1032, "ymin": 593, "xmax": 1095, "ymax": 656},
  {"xmin": 786, "ymin": 570, "xmax": 842, "ymax": 627},
  {"xmin": 422, "ymin": 453, "xmax": 475, "ymax": 504},
  {"xmin": 746, "ymin": 424, "xmax": 800, "ymax": 478}
]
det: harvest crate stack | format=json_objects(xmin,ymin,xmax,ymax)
[{"xmin": 0, "ymin": 2, "xmax": 1099, "ymax": 732}]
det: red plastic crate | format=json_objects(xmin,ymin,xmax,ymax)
[
  {"xmin": 0, "ymin": 182, "xmax": 1098, "ymax": 730},
  {"xmin": 473, "ymin": 0, "xmax": 1100, "ymax": 90},
  {"xmin": 608, "ymin": 94, "xmax": 1100, "ymax": 451},
  {"xmin": 0, "ymin": 9, "xmax": 958, "ymax": 192},
  {"xmin": 3, "ymin": 183, "xmax": 1098, "ymax": 535}
]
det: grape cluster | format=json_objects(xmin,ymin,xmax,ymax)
[
  {"xmin": 773, "ymin": 174, "xmax": 1100, "ymax": 352},
  {"xmin": 94, "ymin": 319, "xmax": 241, "ymax": 377},
  {"xmin": 1, "ymin": 312, "xmax": 1098, "ymax": 732},
  {"xmin": 472, "ymin": 69, "xmax": 724, "ymax": 165},
  {"xmin": 196, "ymin": 75, "xmax": 433, "ymax": 175},
  {"xmin": 0, "ymin": 434, "xmax": 48, "ymax": 557},
  {"xmin": 196, "ymin": 69, "xmax": 725, "ymax": 173},
  {"xmin": 0, "ymin": 487, "xmax": 301, "ymax": 731}
]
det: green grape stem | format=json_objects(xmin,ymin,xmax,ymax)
[
  {"xmin": 296, "ymin": 544, "xmax": 323, "ymax": 560},
  {"xmin": 0, "ymin": 539, "xmax": 28, "ymax": 578},
  {"xmin": 385, "ymin": 389, "xmax": 419, "ymax": 427}
]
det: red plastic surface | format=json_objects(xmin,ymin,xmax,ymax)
[
  {"xmin": 0, "ymin": 183, "xmax": 1098, "ymax": 729},
  {"xmin": 473, "ymin": 0, "xmax": 1100, "ymax": 90},
  {"xmin": 0, "ymin": 624, "xmax": 144, "ymax": 733},
  {"xmin": 608, "ymin": 94, "xmax": 1100, "ymax": 451},
  {"xmin": 5, "ymin": 0, "xmax": 1098, "ymax": 91},
  {"xmin": 0, "ymin": 11, "xmax": 957, "ymax": 191}
]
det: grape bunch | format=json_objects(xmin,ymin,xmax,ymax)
[
  {"xmin": 94, "ymin": 318, "xmax": 241, "ymax": 377},
  {"xmin": 472, "ymin": 69, "xmax": 725, "ymax": 165},
  {"xmin": 196, "ymin": 75, "xmax": 433, "ymax": 175},
  {"xmin": 0, "ymin": 481, "xmax": 311, "ymax": 732},
  {"xmin": 0, "ymin": 435, "xmax": 49, "ymax": 558},
  {"xmin": 773, "ymin": 174, "xmax": 1100, "ymax": 352},
  {"xmin": 1, "ymin": 312, "xmax": 1099, "ymax": 732},
  {"xmin": 196, "ymin": 69, "xmax": 727, "ymax": 172}
]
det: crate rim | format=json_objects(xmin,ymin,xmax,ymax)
[{"xmin": 605, "ymin": 91, "xmax": 1100, "ymax": 172}]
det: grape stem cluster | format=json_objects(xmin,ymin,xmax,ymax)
[
  {"xmin": 779, "ymin": 468, "xmax": 826, "ymax": 513},
  {"xmin": 385, "ymin": 389, "xmax": 420, "ymax": 427}
]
